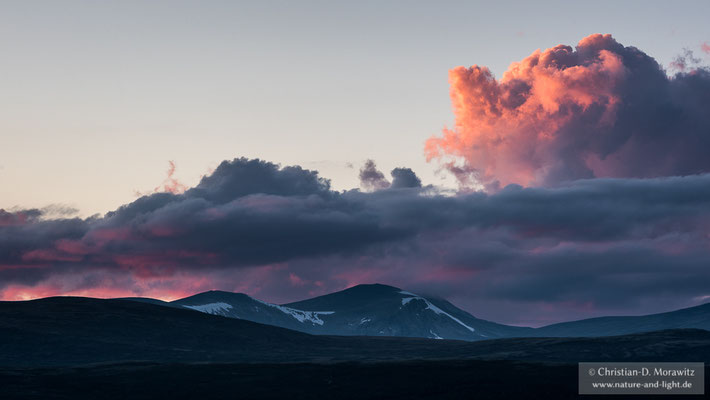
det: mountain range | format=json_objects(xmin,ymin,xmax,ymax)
[
  {"xmin": 122, "ymin": 283, "xmax": 710, "ymax": 341},
  {"xmin": 2, "ymin": 288, "xmax": 710, "ymax": 399}
]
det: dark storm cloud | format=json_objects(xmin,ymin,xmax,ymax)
[
  {"xmin": 390, "ymin": 167, "xmax": 422, "ymax": 189},
  {"xmin": 186, "ymin": 158, "xmax": 332, "ymax": 203},
  {"xmin": 2, "ymin": 159, "xmax": 709, "ymax": 270},
  {"xmin": 0, "ymin": 212, "xmax": 90, "ymax": 286},
  {"xmin": 486, "ymin": 244, "xmax": 710, "ymax": 306}
]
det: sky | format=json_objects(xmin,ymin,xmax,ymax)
[{"xmin": 1, "ymin": 1, "xmax": 710, "ymax": 326}]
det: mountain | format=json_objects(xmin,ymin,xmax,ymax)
[
  {"xmin": 170, "ymin": 290, "xmax": 336, "ymax": 333},
  {"xmin": 168, "ymin": 284, "xmax": 532, "ymax": 340},
  {"xmin": 533, "ymin": 301, "xmax": 710, "ymax": 337},
  {"xmin": 117, "ymin": 297, "xmax": 172, "ymax": 307},
  {"xmin": 120, "ymin": 283, "xmax": 710, "ymax": 341},
  {"xmin": 284, "ymin": 284, "xmax": 532, "ymax": 340}
]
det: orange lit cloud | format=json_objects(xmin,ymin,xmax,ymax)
[{"xmin": 426, "ymin": 34, "xmax": 710, "ymax": 189}]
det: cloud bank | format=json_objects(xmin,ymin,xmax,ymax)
[
  {"xmin": 426, "ymin": 34, "xmax": 710, "ymax": 189},
  {"xmin": 2, "ymin": 157, "xmax": 710, "ymax": 325}
]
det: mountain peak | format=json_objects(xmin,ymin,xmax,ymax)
[
  {"xmin": 283, "ymin": 283, "xmax": 409, "ymax": 313},
  {"xmin": 174, "ymin": 290, "xmax": 253, "ymax": 304},
  {"xmin": 343, "ymin": 283, "xmax": 402, "ymax": 292},
  {"xmin": 204, "ymin": 289, "xmax": 239, "ymax": 295}
]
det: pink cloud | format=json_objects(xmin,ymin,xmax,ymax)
[
  {"xmin": 426, "ymin": 34, "xmax": 710, "ymax": 189},
  {"xmin": 155, "ymin": 160, "xmax": 187, "ymax": 194}
]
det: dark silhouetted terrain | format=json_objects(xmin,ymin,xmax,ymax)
[{"xmin": 1, "ymin": 297, "xmax": 709, "ymax": 399}]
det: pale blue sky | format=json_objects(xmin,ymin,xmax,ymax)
[{"xmin": 2, "ymin": 0, "xmax": 709, "ymax": 216}]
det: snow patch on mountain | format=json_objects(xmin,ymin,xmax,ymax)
[
  {"xmin": 278, "ymin": 307, "xmax": 334, "ymax": 325},
  {"xmin": 251, "ymin": 297, "xmax": 334, "ymax": 325},
  {"xmin": 399, "ymin": 291, "xmax": 476, "ymax": 333},
  {"xmin": 183, "ymin": 302, "xmax": 233, "ymax": 316}
]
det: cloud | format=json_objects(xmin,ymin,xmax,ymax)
[
  {"xmin": 190, "ymin": 157, "xmax": 332, "ymax": 202},
  {"xmin": 669, "ymin": 48, "xmax": 701, "ymax": 72},
  {"xmin": 358, "ymin": 159, "xmax": 390, "ymax": 191},
  {"xmin": 702, "ymin": 42, "xmax": 710, "ymax": 55},
  {"xmin": 426, "ymin": 34, "xmax": 710, "ymax": 188},
  {"xmin": 0, "ymin": 209, "xmax": 42, "ymax": 226},
  {"xmin": 390, "ymin": 168, "xmax": 422, "ymax": 189},
  {"xmin": 2, "ymin": 36, "xmax": 710, "ymax": 325},
  {"xmin": 2, "ymin": 156, "xmax": 710, "ymax": 324},
  {"xmin": 155, "ymin": 160, "xmax": 187, "ymax": 194},
  {"xmin": 359, "ymin": 161, "xmax": 422, "ymax": 190}
]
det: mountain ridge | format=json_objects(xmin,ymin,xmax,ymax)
[
  {"xmin": 168, "ymin": 283, "xmax": 710, "ymax": 340},
  {"xmin": 36, "ymin": 283, "xmax": 710, "ymax": 341},
  {"xmin": 168, "ymin": 283, "xmax": 532, "ymax": 340}
]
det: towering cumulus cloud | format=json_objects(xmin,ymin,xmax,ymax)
[{"xmin": 426, "ymin": 34, "xmax": 710, "ymax": 189}]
